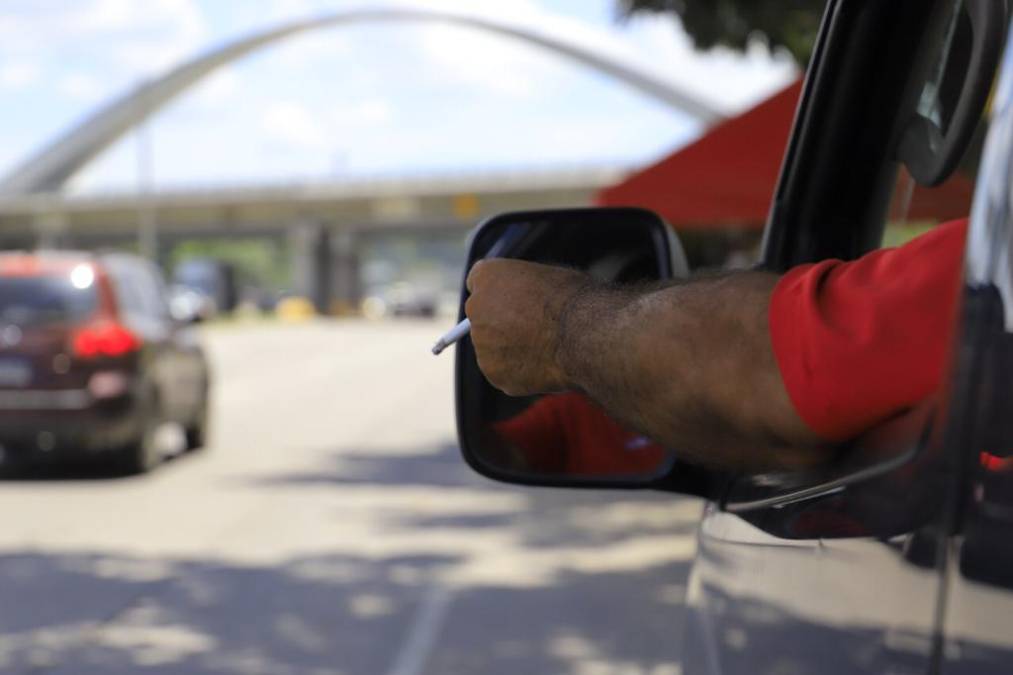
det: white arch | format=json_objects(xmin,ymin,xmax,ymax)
[{"xmin": 0, "ymin": 2, "xmax": 725, "ymax": 195}]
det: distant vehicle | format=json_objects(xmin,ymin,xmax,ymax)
[
  {"xmin": 0, "ymin": 251, "xmax": 210, "ymax": 474},
  {"xmin": 172, "ymin": 258, "xmax": 239, "ymax": 316},
  {"xmin": 167, "ymin": 284, "xmax": 215, "ymax": 323},
  {"xmin": 382, "ymin": 282, "xmax": 438, "ymax": 318}
]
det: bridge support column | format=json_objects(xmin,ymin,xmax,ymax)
[
  {"xmin": 330, "ymin": 230, "xmax": 362, "ymax": 315},
  {"xmin": 34, "ymin": 212, "xmax": 68, "ymax": 249},
  {"xmin": 289, "ymin": 223, "xmax": 332, "ymax": 314}
]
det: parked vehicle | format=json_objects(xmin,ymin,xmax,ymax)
[
  {"xmin": 452, "ymin": 1, "xmax": 1013, "ymax": 672},
  {"xmin": 384, "ymin": 282, "xmax": 439, "ymax": 318},
  {"xmin": 0, "ymin": 251, "xmax": 210, "ymax": 474},
  {"xmin": 172, "ymin": 257, "xmax": 239, "ymax": 316},
  {"xmin": 167, "ymin": 284, "xmax": 215, "ymax": 324}
]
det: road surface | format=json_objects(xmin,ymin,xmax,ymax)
[{"xmin": 0, "ymin": 320, "xmax": 700, "ymax": 674}]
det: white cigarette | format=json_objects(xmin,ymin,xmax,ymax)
[{"xmin": 431, "ymin": 318, "xmax": 471, "ymax": 355}]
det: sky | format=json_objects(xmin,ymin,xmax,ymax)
[{"xmin": 0, "ymin": 0, "xmax": 797, "ymax": 194}]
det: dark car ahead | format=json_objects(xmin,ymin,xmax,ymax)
[{"xmin": 0, "ymin": 251, "xmax": 210, "ymax": 474}]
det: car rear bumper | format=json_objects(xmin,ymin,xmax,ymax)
[
  {"xmin": 0, "ymin": 388, "xmax": 91, "ymax": 411},
  {"xmin": 0, "ymin": 388, "xmax": 144, "ymax": 459}
]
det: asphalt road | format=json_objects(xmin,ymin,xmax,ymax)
[{"xmin": 0, "ymin": 320, "xmax": 701, "ymax": 675}]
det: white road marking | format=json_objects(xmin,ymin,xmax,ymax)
[{"xmin": 385, "ymin": 584, "xmax": 454, "ymax": 675}]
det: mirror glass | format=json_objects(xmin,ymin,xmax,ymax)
[
  {"xmin": 481, "ymin": 391, "xmax": 674, "ymax": 481},
  {"xmin": 456, "ymin": 208, "xmax": 686, "ymax": 486}
]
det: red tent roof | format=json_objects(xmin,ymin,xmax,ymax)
[{"xmin": 597, "ymin": 79, "xmax": 973, "ymax": 229}]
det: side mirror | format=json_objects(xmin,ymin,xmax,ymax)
[{"xmin": 454, "ymin": 207, "xmax": 717, "ymax": 493}]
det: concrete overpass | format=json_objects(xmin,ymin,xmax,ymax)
[{"xmin": 0, "ymin": 165, "xmax": 626, "ymax": 311}]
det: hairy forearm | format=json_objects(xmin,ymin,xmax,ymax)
[{"xmin": 557, "ymin": 272, "xmax": 828, "ymax": 471}]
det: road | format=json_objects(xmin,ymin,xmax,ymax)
[{"xmin": 0, "ymin": 320, "xmax": 700, "ymax": 675}]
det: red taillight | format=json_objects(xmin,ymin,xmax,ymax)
[{"xmin": 72, "ymin": 323, "xmax": 141, "ymax": 358}]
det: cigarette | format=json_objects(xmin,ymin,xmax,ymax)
[
  {"xmin": 431, "ymin": 316, "xmax": 470, "ymax": 354},
  {"xmin": 431, "ymin": 318, "xmax": 471, "ymax": 355}
]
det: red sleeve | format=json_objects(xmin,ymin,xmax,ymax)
[
  {"xmin": 493, "ymin": 395, "xmax": 568, "ymax": 472},
  {"xmin": 769, "ymin": 219, "xmax": 968, "ymax": 441}
]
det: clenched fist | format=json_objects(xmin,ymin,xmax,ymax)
[{"xmin": 465, "ymin": 259, "xmax": 588, "ymax": 396}]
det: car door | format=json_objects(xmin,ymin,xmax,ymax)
[
  {"xmin": 935, "ymin": 38, "xmax": 1013, "ymax": 675},
  {"xmin": 682, "ymin": 1, "xmax": 1008, "ymax": 673}
]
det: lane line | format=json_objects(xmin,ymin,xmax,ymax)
[{"xmin": 385, "ymin": 585, "xmax": 454, "ymax": 675}]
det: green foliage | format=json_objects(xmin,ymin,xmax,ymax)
[
  {"xmin": 169, "ymin": 238, "xmax": 289, "ymax": 288},
  {"xmin": 616, "ymin": 0, "xmax": 827, "ymax": 65},
  {"xmin": 881, "ymin": 223, "xmax": 934, "ymax": 249}
]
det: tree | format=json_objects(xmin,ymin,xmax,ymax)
[{"xmin": 616, "ymin": 0, "xmax": 827, "ymax": 65}]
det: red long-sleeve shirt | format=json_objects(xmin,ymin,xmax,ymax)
[{"xmin": 769, "ymin": 219, "xmax": 968, "ymax": 440}]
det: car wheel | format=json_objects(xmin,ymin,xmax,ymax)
[
  {"xmin": 185, "ymin": 393, "xmax": 209, "ymax": 451},
  {"xmin": 114, "ymin": 392, "xmax": 163, "ymax": 475}
]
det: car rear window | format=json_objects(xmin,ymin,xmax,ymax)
[{"xmin": 0, "ymin": 273, "xmax": 98, "ymax": 326}]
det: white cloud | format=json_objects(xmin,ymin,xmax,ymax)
[
  {"xmin": 621, "ymin": 15, "xmax": 798, "ymax": 113},
  {"xmin": 408, "ymin": 0, "xmax": 563, "ymax": 100},
  {"xmin": 0, "ymin": 0, "xmax": 208, "ymax": 78},
  {"xmin": 414, "ymin": 0, "xmax": 795, "ymax": 114},
  {"xmin": 413, "ymin": 23, "xmax": 548, "ymax": 100},
  {"xmin": 329, "ymin": 100, "xmax": 394, "ymax": 127},
  {"xmin": 59, "ymin": 73, "xmax": 104, "ymax": 102},
  {"xmin": 72, "ymin": 0, "xmax": 206, "ymax": 40},
  {"xmin": 0, "ymin": 62, "xmax": 39, "ymax": 88},
  {"xmin": 103, "ymin": 0, "xmax": 208, "ymax": 76},
  {"xmin": 254, "ymin": 25, "xmax": 354, "ymax": 71},
  {"xmin": 261, "ymin": 101, "xmax": 326, "ymax": 147},
  {"xmin": 262, "ymin": 0, "xmax": 319, "ymax": 22},
  {"xmin": 260, "ymin": 97, "xmax": 395, "ymax": 150}
]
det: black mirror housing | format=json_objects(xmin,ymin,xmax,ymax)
[
  {"xmin": 898, "ymin": 0, "xmax": 1006, "ymax": 186},
  {"xmin": 453, "ymin": 207, "xmax": 717, "ymax": 496}
]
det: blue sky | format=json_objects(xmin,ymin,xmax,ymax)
[{"xmin": 0, "ymin": 0, "xmax": 796, "ymax": 193}]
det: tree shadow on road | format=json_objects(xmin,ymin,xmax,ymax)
[
  {"xmin": 0, "ymin": 439, "xmax": 700, "ymax": 674},
  {"xmin": 0, "ymin": 550, "xmax": 691, "ymax": 675},
  {"xmin": 239, "ymin": 441, "xmax": 702, "ymax": 550},
  {"xmin": 242, "ymin": 441, "xmax": 488, "ymax": 491}
]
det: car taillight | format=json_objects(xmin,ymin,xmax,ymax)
[{"xmin": 72, "ymin": 322, "xmax": 141, "ymax": 358}]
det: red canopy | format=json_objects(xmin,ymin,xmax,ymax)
[{"xmin": 597, "ymin": 79, "xmax": 974, "ymax": 229}]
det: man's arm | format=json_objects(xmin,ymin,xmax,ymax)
[{"xmin": 465, "ymin": 260, "xmax": 828, "ymax": 472}]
